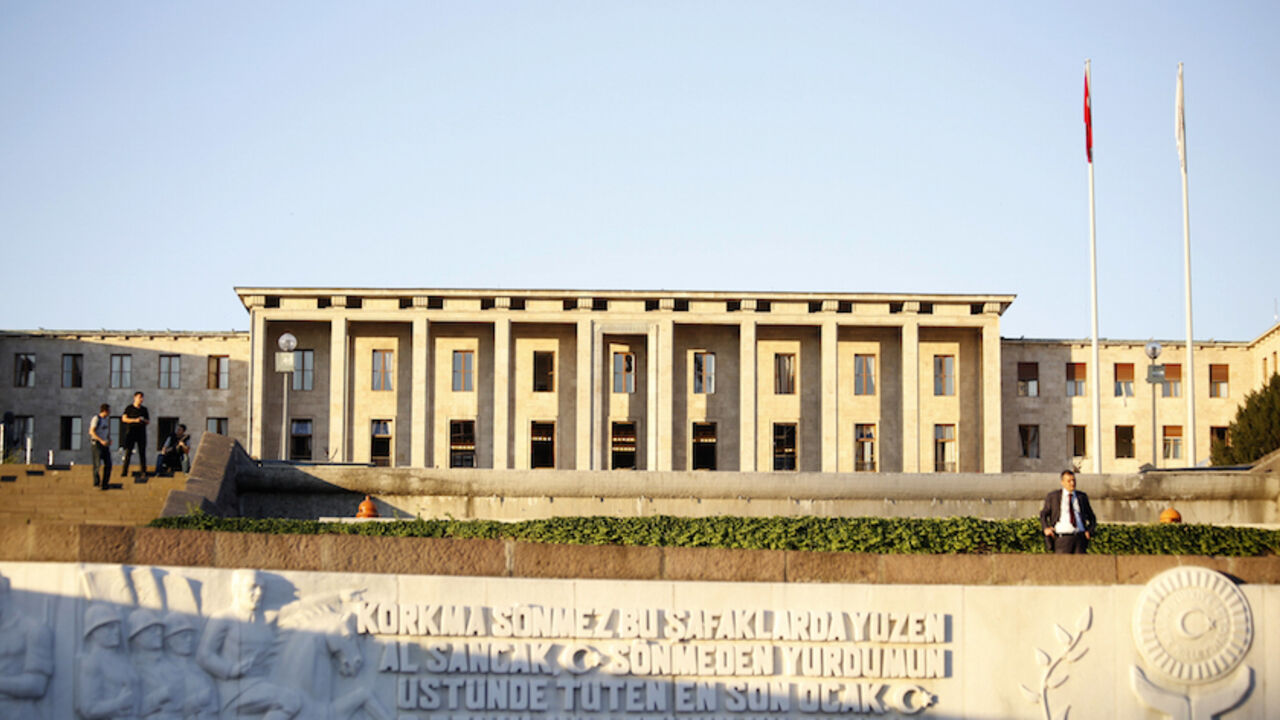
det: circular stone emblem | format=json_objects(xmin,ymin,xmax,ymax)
[{"xmin": 1133, "ymin": 567, "xmax": 1253, "ymax": 684}]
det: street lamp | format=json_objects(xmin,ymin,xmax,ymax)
[
  {"xmin": 276, "ymin": 333, "xmax": 298, "ymax": 461},
  {"xmin": 1145, "ymin": 342, "xmax": 1163, "ymax": 468}
]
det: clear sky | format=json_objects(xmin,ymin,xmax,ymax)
[{"xmin": 2, "ymin": 2, "xmax": 1277, "ymax": 342}]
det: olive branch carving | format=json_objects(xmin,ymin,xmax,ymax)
[{"xmin": 1018, "ymin": 606, "xmax": 1092, "ymax": 720}]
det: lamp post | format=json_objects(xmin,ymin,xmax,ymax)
[
  {"xmin": 276, "ymin": 333, "xmax": 298, "ymax": 461},
  {"xmin": 1145, "ymin": 342, "xmax": 1163, "ymax": 468}
]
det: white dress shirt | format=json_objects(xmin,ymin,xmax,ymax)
[{"xmin": 1053, "ymin": 490, "xmax": 1085, "ymax": 535}]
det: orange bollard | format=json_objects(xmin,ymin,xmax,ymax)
[
  {"xmin": 357, "ymin": 495, "xmax": 379, "ymax": 519},
  {"xmin": 1159, "ymin": 507, "xmax": 1182, "ymax": 524}
]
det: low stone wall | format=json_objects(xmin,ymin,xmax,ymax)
[
  {"xmin": 239, "ymin": 463, "xmax": 1280, "ymax": 525},
  {"xmin": 2, "ymin": 522, "xmax": 1278, "ymax": 586},
  {"xmin": 164, "ymin": 440, "xmax": 1280, "ymax": 526}
]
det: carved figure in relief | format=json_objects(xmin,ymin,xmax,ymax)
[
  {"xmin": 196, "ymin": 570, "xmax": 303, "ymax": 719},
  {"xmin": 76, "ymin": 603, "xmax": 140, "ymax": 720},
  {"xmin": 271, "ymin": 593, "xmax": 392, "ymax": 720},
  {"xmin": 128, "ymin": 608, "xmax": 181, "ymax": 719},
  {"xmin": 163, "ymin": 611, "xmax": 218, "ymax": 720},
  {"xmin": 0, "ymin": 573, "xmax": 54, "ymax": 720}
]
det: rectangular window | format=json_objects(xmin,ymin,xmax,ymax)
[
  {"xmin": 207, "ymin": 356, "xmax": 229, "ymax": 389},
  {"xmin": 158, "ymin": 355, "xmax": 181, "ymax": 389},
  {"xmin": 370, "ymin": 420, "xmax": 392, "ymax": 466},
  {"xmin": 13, "ymin": 353, "xmax": 34, "ymax": 387},
  {"xmin": 611, "ymin": 421, "xmax": 637, "ymax": 470},
  {"xmin": 533, "ymin": 351, "xmax": 554, "ymax": 392},
  {"xmin": 1209, "ymin": 364, "xmax": 1229, "ymax": 398},
  {"xmin": 109, "ymin": 354, "xmax": 132, "ymax": 388},
  {"xmin": 1066, "ymin": 362, "xmax": 1086, "ymax": 397},
  {"xmin": 206, "ymin": 417, "xmax": 229, "ymax": 436},
  {"xmin": 1116, "ymin": 426, "xmax": 1136, "ymax": 459},
  {"xmin": 1069, "ymin": 425, "xmax": 1087, "ymax": 458},
  {"xmin": 449, "ymin": 420, "xmax": 476, "ymax": 468},
  {"xmin": 774, "ymin": 353, "xmax": 796, "ymax": 394},
  {"xmin": 1163, "ymin": 425, "xmax": 1183, "ymax": 460},
  {"xmin": 10, "ymin": 416, "xmax": 33, "ymax": 453},
  {"xmin": 1018, "ymin": 425, "xmax": 1040, "ymax": 459},
  {"xmin": 1016, "ymin": 362, "xmax": 1039, "ymax": 397},
  {"xmin": 372, "ymin": 350, "xmax": 394, "ymax": 391},
  {"xmin": 772, "ymin": 423, "xmax": 797, "ymax": 471},
  {"xmin": 612, "ymin": 352, "xmax": 636, "ymax": 394},
  {"xmin": 62, "ymin": 354, "xmax": 83, "ymax": 388},
  {"xmin": 934, "ymin": 424, "xmax": 956, "ymax": 472},
  {"xmin": 1114, "ymin": 363, "xmax": 1134, "ymax": 397},
  {"xmin": 1162, "ymin": 363, "xmax": 1182, "ymax": 398},
  {"xmin": 693, "ymin": 352, "xmax": 716, "ymax": 394},
  {"xmin": 933, "ymin": 355, "xmax": 955, "ymax": 396},
  {"xmin": 855, "ymin": 423, "xmax": 876, "ymax": 471},
  {"xmin": 110, "ymin": 417, "xmax": 122, "ymax": 448},
  {"xmin": 530, "ymin": 422, "xmax": 555, "ymax": 468},
  {"xmin": 156, "ymin": 417, "xmax": 179, "ymax": 453},
  {"xmin": 289, "ymin": 419, "xmax": 313, "ymax": 461},
  {"xmin": 292, "ymin": 350, "xmax": 314, "ymax": 391},
  {"xmin": 60, "ymin": 416, "xmax": 82, "ymax": 451},
  {"xmin": 854, "ymin": 355, "xmax": 876, "ymax": 396},
  {"xmin": 452, "ymin": 350, "xmax": 474, "ymax": 392},
  {"xmin": 691, "ymin": 422, "xmax": 717, "ymax": 471},
  {"xmin": 1210, "ymin": 426, "xmax": 1228, "ymax": 452}
]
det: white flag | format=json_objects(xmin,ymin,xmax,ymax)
[{"xmin": 1176, "ymin": 63, "xmax": 1187, "ymax": 172}]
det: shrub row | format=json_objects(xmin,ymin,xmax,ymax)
[{"xmin": 149, "ymin": 514, "xmax": 1280, "ymax": 556}]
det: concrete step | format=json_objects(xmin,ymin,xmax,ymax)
[{"xmin": 0, "ymin": 464, "xmax": 189, "ymax": 526}]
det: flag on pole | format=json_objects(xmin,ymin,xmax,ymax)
[
  {"xmin": 1084, "ymin": 63, "xmax": 1093, "ymax": 163},
  {"xmin": 1176, "ymin": 63, "xmax": 1187, "ymax": 171}
]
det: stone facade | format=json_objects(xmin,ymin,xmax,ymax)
[
  {"xmin": 0, "ymin": 331, "xmax": 248, "ymax": 466},
  {"xmin": 2, "ymin": 288, "xmax": 1278, "ymax": 474}
]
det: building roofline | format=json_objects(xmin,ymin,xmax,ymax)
[
  {"xmin": 235, "ymin": 286, "xmax": 1017, "ymax": 312},
  {"xmin": 0, "ymin": 329, "xmax": 247, "ymax": 339},
  {"xmin": 1002, "ymin": 336, "xmax": 1251, "ymax": 347}
]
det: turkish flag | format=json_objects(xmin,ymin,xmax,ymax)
[{"xmin": 1084, "ymin": 70, "xmax": 1093, "ymax": 163}]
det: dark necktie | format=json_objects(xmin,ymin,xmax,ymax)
[{"xmin": 1068, "ymin": 492, "xmax": 1077, "ymax": 527}]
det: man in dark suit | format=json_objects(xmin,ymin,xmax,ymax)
[{"xmin": 1039, "ymin": 470, "xmax": 1097, "ymax": 554}]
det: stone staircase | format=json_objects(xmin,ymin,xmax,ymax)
[{"xmin": 0, "ymin": 464, "xmax": 189, "ymax": 526}]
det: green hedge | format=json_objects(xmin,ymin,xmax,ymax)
[{"xmin": 149, "ymin": 514, "xmax": 1280, "ymax": 556}]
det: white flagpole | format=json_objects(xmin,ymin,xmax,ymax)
[
  {"xmin": 1086, "ymin": 60, "xmax": 1102, "ymax": 472},
  {"xmin": 1178, "ymin": 63, "xmax": 1197, "ymax": 466}
]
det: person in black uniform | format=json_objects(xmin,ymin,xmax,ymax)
[{"xmin": 120, "ymin": 392, "xmax": 150, "ymax": 480}]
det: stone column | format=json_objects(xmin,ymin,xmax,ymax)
[
  {"xmin": 656, "ymin": 319, "xmax": 675, "ymax": 471},
  {"xmin": 821, "ymin": 319, "xmax": 839, "ymax": 473},
  {"xmin": 328, "ymin": 316, "xmax": 349, "ymax": 463},
  {"xmin": 646, "ymin": 323, "xmax": 660, "ymax": 471},
  {"xmin": 901, "ymin": 317, "xmax": 920, "ymax": 472},
  {"xmin": 411, "ymin": 317, "xmax": 430, "ymax": 468},
  {"xmin": 493, "ymin": 317, "xmax": 511, "ymax": 469},
  {"xmin": 739, "ymin": 319, "xmax": 757, "ymax": 472},
  {"xmin": 591, "ymin": 323, "xmax": 606, "ymax": 470},
  {"xmin": 576, "ymin": 318, "xmax": 594, "ymax": 470},
  {"xmin": 981, "ymin": 314, "xmax": 1003, "ymax": 473},
  {"xmin": 249, "ymin": 308, "xmax": 266, "ymax": 458}
]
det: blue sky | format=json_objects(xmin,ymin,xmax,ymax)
[{"xmin": 2, "ymin": 2, "xmax": 1277, "ymax": 342}]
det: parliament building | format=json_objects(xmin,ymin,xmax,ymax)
[{"xmin": 3, "ymin": 287, "xmax": 1278, "ymax": 475}]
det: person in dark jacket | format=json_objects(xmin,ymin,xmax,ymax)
[{"xmin": 1039, "ymin": 470, "xmax": 1097, "ymax": 554}]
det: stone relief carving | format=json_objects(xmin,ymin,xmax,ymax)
[
  {"xmin": 77, "ymin": 602, "xmax": 139, "ymax": 719},
  {"xmin": 272, "ymin": 591, "xmax": 392, "ymax": 720},
  {"xmin": 1130, "ymin": 566, "xmax": 1254, "ymax": 720},
  {"xmin": 129, "ymin": 607, "xmax": 181, "ymax": 719},
  {"xmin": 1018, "ymin": 606, "xmax": 1092, "ymax": 720},
  {"xmin": 0, "ymin": 572, "xmax": 55, "ymax": 720}
]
